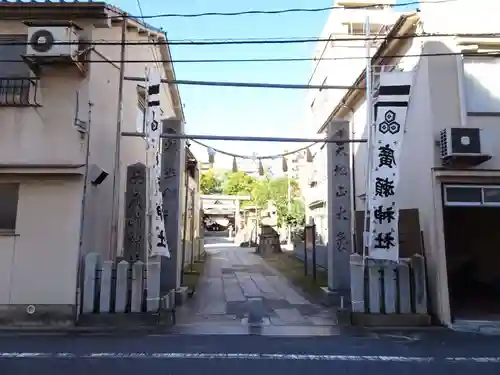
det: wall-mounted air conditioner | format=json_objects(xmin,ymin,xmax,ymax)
[
  {"xmin": 439, "ymin": 127, "xmax": 491, "ymax": 166},
  {"xmin": 25, "ymin": 26, "xmax": 80, "ymax": 59}
]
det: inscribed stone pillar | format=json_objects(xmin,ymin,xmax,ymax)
[
  {"xmin": 123, "ymin": 163, "xmax": 147, "ymax": 261},
  {"xmin": 160, "ymin": 118, "xmax": 185, "ymax": 293},
  {"xmin": 326, "ymin": 120, "xmax": 352, "ymax": 292},
  {"xmin": 193, "ymin": 165, "xmax": 201, "ymax": 238},
  {"xmin": 235, "ymin": 199, "xmax": 240, "ymax": 233}
]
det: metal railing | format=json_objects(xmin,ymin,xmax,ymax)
[{"xmin": 0, "ymin": 77, "xmax": 41, "ymax": 107}]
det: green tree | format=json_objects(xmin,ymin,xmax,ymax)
[
  {"xmin": 250, "ymin": 176, "xmax": 304, "ymax": 227},
  {"xmin": 200, "ymin": 169, "xmax": 223, "ymax": 195},
  {"xmin": 222, "ymin": 171, "xmax": 257, "ymax": 196}
]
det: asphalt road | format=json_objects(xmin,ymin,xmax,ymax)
[{"xmin": 1, "ymin": 330, "xmax": 500, "ymax": 374}]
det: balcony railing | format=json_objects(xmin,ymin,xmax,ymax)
[{"xmin": 0, "ymin": 77, "xmax": 41, "ymax": 107}]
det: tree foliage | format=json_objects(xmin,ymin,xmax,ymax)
[
  {"xmin": 200, "ymin": 170, "xmax": 305, "ymax": 228},
  {"xmin": 222, "ymin": 171, "xmax": 256, "ymax": 196},
  {"xmin": 250, "ymin": 176, "xmax": 304, "ymax": 227},
  {"xmin": 200, "ymin": 169, "xmax": 222, "ymax": 195}
]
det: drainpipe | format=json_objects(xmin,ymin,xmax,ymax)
[
  {"xmin": 180, "ymin": 164, "xmax": 189, "ymax": 285},
  {"xmin": 345, "ymin": 107, "xmax": 357, "ymax": 253},
  {"xmin": 109, "ymin": 17, "xmax": 127, "ymax": 259},
  {"xmin": 75, "ymin": 100, "xmax": 93, "ymax": 321},
  {"xmin": 455, "ymin": 52, "xmax": 468, "ymax": 128}
]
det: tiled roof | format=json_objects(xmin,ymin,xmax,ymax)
[{"xmin": 0, "ymin": 0, "xmax": 163, "ymax": 34}]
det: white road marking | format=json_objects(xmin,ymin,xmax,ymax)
[{"xmin": 0, "ymin": 352, "xmax": 499, "ymax": 363}]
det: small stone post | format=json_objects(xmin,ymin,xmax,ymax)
[
  {"xmin": 123, "ymin": 163, "xmax": 147, "ymax": 262},
  {"xmin": 160, "ymin": 118, "xmax": 185, "ymax": 293},
  {"xmin": 326, "ymin": 120, "xmax": 352, "ymax": 293}
]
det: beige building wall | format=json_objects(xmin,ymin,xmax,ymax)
[
  {"xmin": 0, "ymin": 177, "xmax": 83, "ymax": 306},
  {"xmin": 85, "ymin": 24, "xmax": 176, "ymax": 259},
  {"xmin": 0, "ymin": 17, "xmax": 180, "ymax": 311}
]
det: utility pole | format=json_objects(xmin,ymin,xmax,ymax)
[
  {"xmin": 109, "ymin": 17, "xmax": 127, "ymax": 259},
  {"xmin": 287, "ymin": 164, "xmax": 292, "ymax": 246},
  {"xmin": 362, "ymin": 13, "xmax": 373, "ymax": 259}
]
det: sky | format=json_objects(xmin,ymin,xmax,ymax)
[{"xmin": 112, "ymin": 0, "xmax": 418, "ymax": 170}]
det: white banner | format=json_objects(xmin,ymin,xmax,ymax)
[
  {"xmin": 145, "ymin": 68, "xmax": 170, "ymax": 258},
  {"xmin": 367, "ymin": 71, "xmax": 413, "ymax": 261}
]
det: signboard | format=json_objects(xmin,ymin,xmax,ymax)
[
  {"xmin": 304, "ymin": 225, "xmax": 315, "ymax": 251},
  {"xmin": 145, "ymin": 68, "xmax": 170, "ymax": 258},
  {"xmin": 367, "ymin": 71, "xmax": 413, "ymax": 261}
]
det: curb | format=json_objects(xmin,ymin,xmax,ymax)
[{"xmin": 0, "ymin": 325, "xmax": 176, "ymax": 335}]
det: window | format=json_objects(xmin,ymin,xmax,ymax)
[
  {"xmin": 483, "ymin": 187, "xmax": 500, "ymax": 204},
  {"xmin": 445, "ymin": 186, "xmax": 482, "ymax": 205},
  {"xmin": 0, "ymin": 34, "xmax": 32, "ymax": 105},
  {"xmin": 136, "ymin": 86, "xmax": 164, "ymax": 133},
  {"xmin": 443, "ymin": 185, "xmax": 500, "ymax": 206},
  {"xmin": 136, "ymin": 102, "xmax": 145, "ymax": 133},
  {"xmin": 0, "ymin": 184, "xmax": 19, "ymax": 232},
  {"xmin": 463, "ymin": 57, "xmax": 500, "ymax": 114},
  {"xmin": 0, "ymin": 35, "xmax": 30, "ymax": 77}
]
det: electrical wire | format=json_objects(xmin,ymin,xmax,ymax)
[
  {"xmin": 2, "ymin": 50, "xmax": 497, "ymax": 65},
  {"xmin": 104, "ymin": 0, "xmax": 453, "ymax": 19},
  {"xmin": 3, "ymin": 32, "xmax": 500, "ymax": 46},
  {"xmin": 135, "ymin": 0, "xmax": 171, "ymax": 113},
  {"xmin": 0, "ymin": 1, "xmax": 454, "ymax": 21}
]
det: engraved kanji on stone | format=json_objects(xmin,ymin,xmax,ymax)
[
  {"xmin": 336, "ymin": 206, "xmax": 348, "ymax": 220},
  {"xmin": 334, "ymin": 164, "xmax": 348, "ymax": 176},
  {"xmin": 336, "ymin": 184, "xmax": 348, "ymax": 197}
]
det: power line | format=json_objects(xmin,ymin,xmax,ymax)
[
  {"xmin": 2, "ymin": 50, "xmax": 496, "ymax": 65},
  {"xmin": 3, "ymin": 32, "xmax": 499, "ymax": 46},
  {"xmin": 110, "ymin": 0, "xmax": 452, "ymax": 19},
  {"xmin": 0, "ymin": 1, "xmax": 454, "ymax": 21}
]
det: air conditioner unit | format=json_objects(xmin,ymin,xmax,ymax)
[
  {"xmin": 25, "ymin": 26, "xmax": 79, "ymax": 59},
  {"xmin": 439, "ymin": 127, "xmax": 491, "ymax": 166}
]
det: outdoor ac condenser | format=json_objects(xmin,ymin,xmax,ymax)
[
  {"xmin": 25, "ymin": 26, "xmax": 80, "ymax": 58},
  {"xmin": 439, "ymin": 127, "xmax": 491, "ymax": 166}
]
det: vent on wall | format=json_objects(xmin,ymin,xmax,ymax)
[{"xmin": 439, "ymin": 127, "xmax": 491, "ymax": 167}]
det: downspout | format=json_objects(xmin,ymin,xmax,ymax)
[
  {"xmin": 109, "ymin": 16, "xmax": 127, "ymax": 259},
  {"xmin": 180, "ymin": 160, "xmax": 189, "ymax": 284},
  {"xmin": 75, "ymin": 100, "xmax": 93, "ymax": 321},
  {"xmin": 346, "ymin": 107, "xmax": 357, "ymax": 253},
  {"xmin": 455, "ymin": 50, "xmax": 468, "ymax": 128}
]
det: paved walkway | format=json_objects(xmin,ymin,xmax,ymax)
[{"xmin": 174, "ymin": 238, "xmax": 339, "ymax": 336}]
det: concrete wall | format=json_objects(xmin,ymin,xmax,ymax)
[
  {"xmin": 85, "ymin": 24, "xmax": 176, "ymax": 259},
  {"xmin": 0, "ymin": 176, "xmax": 83, "ymax": 307}
]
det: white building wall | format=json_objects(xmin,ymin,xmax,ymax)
[{"xmin": 304, "ymin": 5, "xmax": 401, "ymax": 221}]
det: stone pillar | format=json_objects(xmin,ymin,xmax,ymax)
[
  {"xmin": 123, "ymin": 163, "xmax": 147, "ymax": 261},
  {"xmin": 193, "ymin": 165, "xmax": 200, "ymax": 238},
  {"xmin": 235, "ymin": 199, "xmax": 240, "ymax": 233},
  {"xmin": 159, "ymin": 118, "xmax": 185, "ymax": 293},
  {"xmin": 326, "ymin": 120, "xmax": 352, "ymax": 293}
]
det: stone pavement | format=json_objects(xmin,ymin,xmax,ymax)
[{"xmin": 173, "ymin": 238, "xmax": 339, "ymax": 335}]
